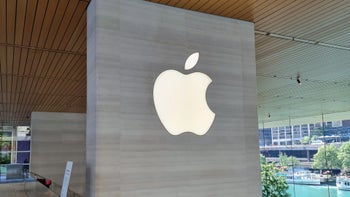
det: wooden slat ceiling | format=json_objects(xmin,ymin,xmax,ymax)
[
  {"xmin": 150, "ymin": 0, "xmax": 350, "ymax": 124},
  {"xmin": 0, "ymin": 0, "xmax": 88, "ymax": 126},
  {"xmin": 2, "ymin": 0, "xmax": 350, "ymax": 126}
]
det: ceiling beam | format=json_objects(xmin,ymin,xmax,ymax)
[
  {"xmin": 0, "ymin": 43, "xmax": 86, "ymax": 56},
  {"xmin": 255, "ymin": 29, "xmax": 350, "ymax": 51}
]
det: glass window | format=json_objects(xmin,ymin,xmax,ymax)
[
  {"xmin": 259, "ymin": 117, "xmax": 350, "ymax": 197},
  {"xmin": 0, "ymin": 126, "xmax": 32, "ymax": 183}
]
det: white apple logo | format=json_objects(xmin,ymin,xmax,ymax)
[{"xmin": 153, "ymin": 52, "xmax": 215, "ymax": 135}]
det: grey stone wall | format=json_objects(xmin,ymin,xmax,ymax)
[
  {"xmin": 87, "ymin": 0, "xmax": 261, "ymax": 196},
  {"xmin": 31, "ymin": 112, "xmax": 86, "ymax": 196}
]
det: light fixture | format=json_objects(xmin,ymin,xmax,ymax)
[{"xmin": 296, "ymin": 74, "xmax": 301, "ymax": 85}]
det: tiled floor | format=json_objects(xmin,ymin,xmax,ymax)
[{"xmin": 0, "ymin": 181, "xmax": 58, "ymax": 197}]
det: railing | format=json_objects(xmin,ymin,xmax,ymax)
[{"xmin": 30, "ymin": 172, "xmax": 83, "ymax": 197}]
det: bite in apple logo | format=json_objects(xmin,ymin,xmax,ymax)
[{"xmin": 153, "ymin": 52, "xmax": 215, "ymax": 135}]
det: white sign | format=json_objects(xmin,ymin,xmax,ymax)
[
  {"xmin": 153, "ymin": 52, "xmax": 215, "ymax": 135},
  {"xmin": 61, "ymin": 161, "xmax": 73, "ymax": 197}
]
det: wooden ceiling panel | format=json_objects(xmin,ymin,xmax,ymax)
[
  {"xmin": 179, "ymin": 0, "xmax": 200, "ymax": 9},
  {"xmin": 35, "ymin": 79, "xmax": 55, "ymax": 105},
  {"xmin": 45, "ymin": 53, "xmax": 63, "ymax": 78},
  {"xmin": 184, "ymin": 0, "xmax": 208, "ymax": 10},
  {"xmin": 0, "ymin": 45, "xmax": 7, "ymax": 73},
  {"xmin": 6, "ymin": 47, "xmax": 13, "ymax": 75},
  {"xmin": 22, "ymin": 0, "xmax": 37, "ymax": 47},
  {"xmin": 230, "ymin": 0, "xmax": 265, "ymax": 20},
  {"xmin": 23, "ymin": 49, "xmax": 36, "ymax": 76},
  {"xmin": 29, "ymin": 0, "xmax": 47, "ymax": 46},
  {"xmin": 51, "ymin": 0, "xmax": 80, "ymax": 50},
  {"xmin": 215, "ymin": 0, "xmax": 247, "ymax": 16},
  {"xmin": 255, "ymin": 0, "xmax": 325, "ymax": 32},
  {"xmin": 36, "ymin": 0, "xmax": 58, "ymax": 49},
  {"xmin": 269, "ymin": 1, "xmax": 347, "ymax": 38},
  {"xmin": 62, "ymin": 12, "xmax": 86, "ymax": 51},
  {"xmin": 172, "ymin": 0, "xmax": 189, "ymax": 7},
  {"xmin": 0, "ymin": 0, "xmax": 88, "ymax": 125},
  {"xmin": 58, "ymin": 3, "xmax": 86, "ymax": 51},
  {"xmin": 36, "ymin": 52, "xmax": 56, "ymax": 80},
  {"xmin": 54, "ymin": 54, "xmax": 76, "ymax": 79},
  {"xmin": 33, "ymin": 51, "xmax": 49, "ymax": 78},
  {"xmin": 44, "ymin": 0, "xmax": 70, "ymax": 49},
  {"xmin": 162, "ymin": 0, "xmax": 179, "ymax": 7},
  {"xmin": 77, "ymin": 38, "xmax": 87, "ymax": 53},
  {"xmin": 63, "ymin": 56, "xmax": 86, "ymax": 81},
  {"xmin": 303, "ymin": 17, "xmax": 350, "ymax": 45},
  {"xmin": 71, "ymin": 31, "xmax": 87, "ymax": 53},
  {"xmin": 28, "ymin": 51, "xmax": 43, "ymax": 78},
  {"xmin": 6, "ymin": 0, "xmax": 16, "ymax": 45},
  {"xmin": 12, "ymin": 47, "xmax": 20, "ymax": 76},
  {"xmin": 14, "ymin": 0, "xmax": 26, "ymax": 45},
  {"xmin": 1, "ymin": 0, "xmax": 350, "ymax": 125},
  {"xmin": 36, "ymin": 77, "xmax": 53, "ymax": 96},
  {"xmin": 194, "ymin": 1, "xmax": 218, "ymax": 12},
  {"xmin": 251, "ymin": 0, "xmax": 293, "ymax": 24},
  {"xmin": 17, "ymin": 48, "xmax": 27, "ymax": 76},
  {"xmin": 226, "ymin": 0, "xmax": 257, "ymax": 19},
  {"xmin": 0, "ymin": 0, "xmax": 6, "ymax": 43}
]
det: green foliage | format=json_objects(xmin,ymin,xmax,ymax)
[
  {"xmin": 311, "ymin": 135, "xmax": 319, "ymax": 142},
  {"xmin": 261, "ymin": 163, "xmax": 290, "ymax": 197},
  {"xmin": 338, "ymin": 141, "xmax": 350, "ymax": 170},
  {"xmin": 260, "ymin": 154, "xmax": 267, "ymax": 164},
  {"xmin": 0, "ymin": 141, "xmax": 11, "ymax": 151},
  {"xmin": 0, "ymin": 132, "xmax": 12, "ymax": 151},
  {"xmin": 279, "ymin": 153, "xmax": 289, "ymax": 166},
  {"xmin": 288, "ymin": 156, "xmax": 301, "ymax": 167},
  {"xmin": 0, "ymin": 132, "xmax": 12, "ymax": 164},
  {"xmin": 310, "ymin": 127, "xmax": 323, "ymax": 138},
  {"xmin": 313, "ymin": 144, "xmax": 341, "ymax": 169},
  {"xmin": 278, "ymin": 153, "xmax": 301, "ymax": 167},
  {"xmin": 0, "ymin": 153, "xmax": 11, "ymax": 164},
  {"xmin": 300, "ymin": 136, "xmax": 310, "ymax": 145}
]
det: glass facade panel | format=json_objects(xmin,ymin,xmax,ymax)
[
  {"xmin": 259, "ymin": 116, "xmax": 350, "ymax": 197},
  {"xmin": 0, "ymin": 126, "xmax": 32, "ymax": 183}
]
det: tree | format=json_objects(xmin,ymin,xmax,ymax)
[
  {"xmin": 300, "ymin": 136, "xmax": 310, "ymax": 145},
  {"xmin": 338, "ymin": 141, "xmax": 350, "ymax": 170},
  {"xmin": 310, "ymin": 127, "xmax": 323, "ymax": 138},
  {"xmin": 311, "ymin": 135, "xmax": 319, "ymax": 142},
  {"xmin": 287, "ymin": 156, "xmax": 301, "ymax": 167},
  {"xmin": 278, "ymin": 153, "xmax": 301, "ymax": 167},
  {"xmin": 260, "ymin": 154, "xmax": 267, "ymax": 164},
  {"xmin": 261, "ymin": 163, "xmax": 290, "ymax": 197},
  {"xmin": 279, "ymin": 153, "xmax": 289, "ymax": 167},
  {"xmin": 313, "ymin": 144, "xmax": 341, "ymax": 169}
]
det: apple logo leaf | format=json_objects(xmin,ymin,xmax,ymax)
[{"xmin": 185, "ymin": 52, "xmax": 199, "ymax": 70}]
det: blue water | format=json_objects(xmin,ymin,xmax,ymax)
[{"xmin": 287, "ymin": 184, "xmax": 350, "ymax": 197}]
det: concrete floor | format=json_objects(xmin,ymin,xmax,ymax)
[{"xmin": 0, "ymin": 181, "xmax": 58, "ymax": 197}]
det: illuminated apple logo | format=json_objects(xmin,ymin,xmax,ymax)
[{"xmin": 153, "ymin": 52, "xmax": 215, "ymax": 135}]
